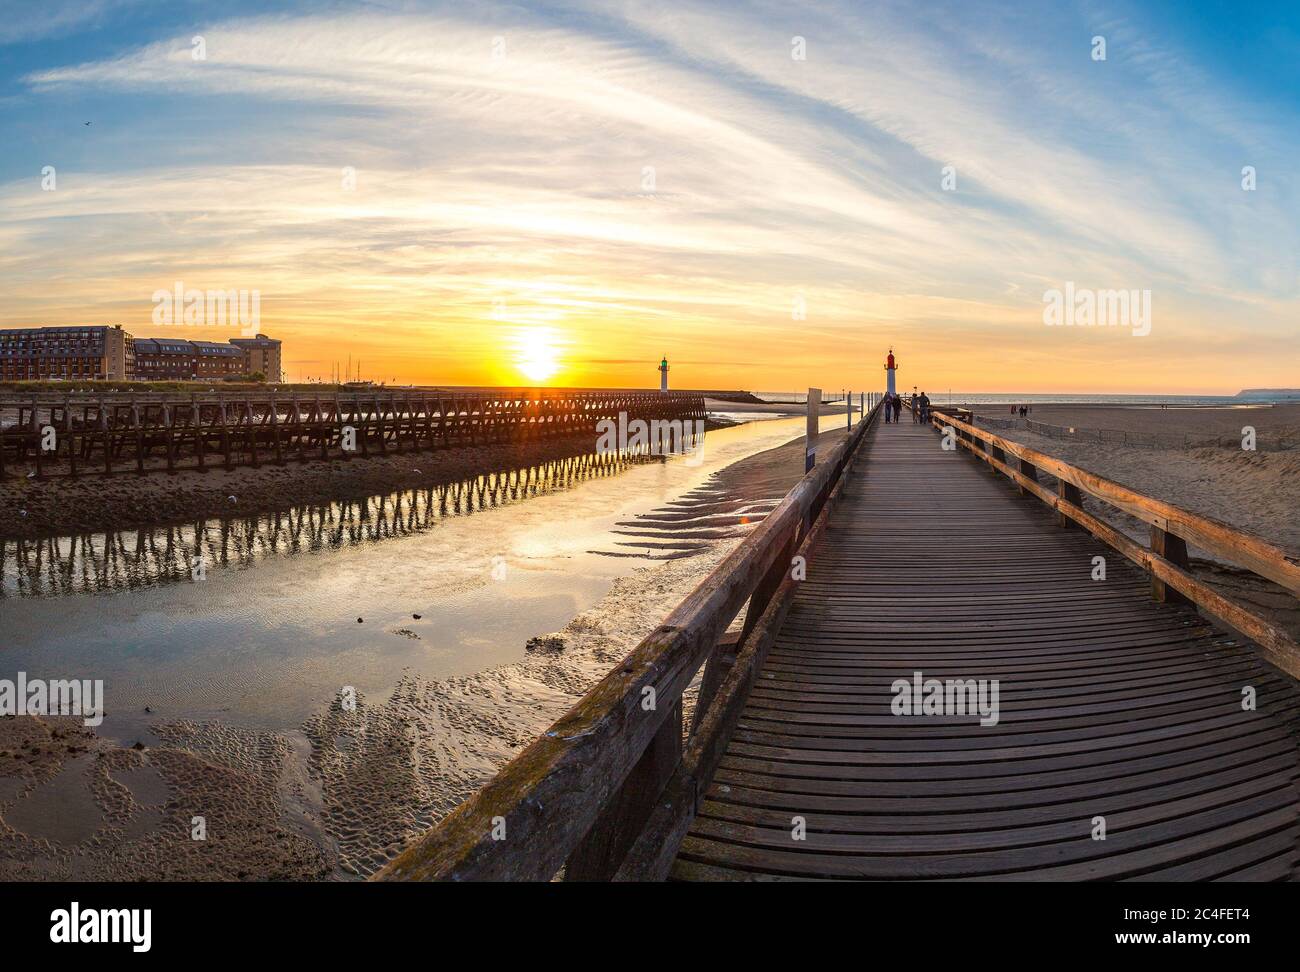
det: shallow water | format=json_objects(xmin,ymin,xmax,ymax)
[{"xmin": 1, "ymin": 415, "xmax": 834, "ymax": 740}]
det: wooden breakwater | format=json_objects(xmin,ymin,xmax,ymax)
[{"xmin": 0, "ymin": 389, "xmax": 706, "ymax": 479}]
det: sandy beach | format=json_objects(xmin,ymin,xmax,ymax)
[
  {"xmin": 706, "ymin": 397, "xmax": 859, "ymax": 416},
  {"xmin": 0, "ymin": 424, "xmax": 843, "ymax": 880}
]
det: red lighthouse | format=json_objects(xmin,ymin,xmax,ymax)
[{"xmin": 885, "ymin": 347, "xmax": 898, "ymax": 395}]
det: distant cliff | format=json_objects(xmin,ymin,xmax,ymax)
[{"xmin": 1236, "ymin": 388, "xmax": 1300, "ymax": 399}]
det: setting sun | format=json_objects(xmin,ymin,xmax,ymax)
[{"xmin": 512, "ymin": 326, "xmax": 564, "ymax": 383}]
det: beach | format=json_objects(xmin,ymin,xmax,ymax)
[{"xmin": 705, "ymin": 397, "xmax": 859, "ymax": 416}]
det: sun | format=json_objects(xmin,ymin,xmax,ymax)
[{"xmin": 512, "ymin": 327, "xmax": 563, "ymax": 383}]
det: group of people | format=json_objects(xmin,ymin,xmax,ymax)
[
  {"xmin": 882, "ymin": 391, "xmax": 930, "ymax": 424},
  {"xmin": 1010, "ymin": 403, "xmax": 1033, "ymax": 419}
]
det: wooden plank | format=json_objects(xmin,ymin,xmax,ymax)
[
  {"xmin": 933, "ymin": 409, "xmax": 1300, "ymax": 596},
  {"xmin": 672, "ymin": 418, "xmax": 1300, "ymax": 882},
  {"xmin": 937, "ymin": 417, "xmax": 1300, "ymax": 677},
  {"xmin": 616, "ymin": 402, "xmax": 880, "ymax": 880}
]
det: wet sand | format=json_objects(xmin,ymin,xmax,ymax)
[
  {"xmin": 0, "ymin": 425, "xmax": 842, "ymax": 880},
  {"xmin": 0, "ymin": 715, "xmax": 329, "ymax": 880},
  {"xmin": 707, "ymin": 397, "xmax": 859, "ymax": 416}
]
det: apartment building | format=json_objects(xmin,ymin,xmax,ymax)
[
  {"xmin": 228, "ymin": 333, "xmax": 283, "ymax": 382},
  {"xmin": 0, "ymin": 325, "xmax": 133, "ymax": 381},
  {"xmin": 1, "ymin": 326, "xmax": 280, "ymax": 382},
  {"xmin": 133, "ymin": 338, "xmax": 245, "ymax": 380}
]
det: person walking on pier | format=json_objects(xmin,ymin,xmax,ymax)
[{"xmin": 918, "ymin": 391, "xmax": 931, "ymax": 423}]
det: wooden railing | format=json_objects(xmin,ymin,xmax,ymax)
[
  {"xmin": 377, "ymin": 395, "xmax": 885, "ymax": 881},
  {"xmin": 929, "ymin": 409, "xmax": 1300, "ymax": 679}
]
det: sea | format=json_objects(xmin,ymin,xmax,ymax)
[{"xmin": 756, "ymin": 392, "xmax": 1297, "ymax": 407}]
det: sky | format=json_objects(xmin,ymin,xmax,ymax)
[{"xmin": 0, "ymin": 0, "xmax": 1296, "ymax": 393}]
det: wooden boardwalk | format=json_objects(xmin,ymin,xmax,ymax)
[{"xmin": 674, "ymin": 418, "xmax": 1300, "ymax": 880}]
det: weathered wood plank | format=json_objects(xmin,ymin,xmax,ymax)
[
  {"xmin": 674, "ymin": 418, "xmax": 1300, "ymax": 882},
  {"xmin": 932, "ymin": 410, "xmax": 1300, "ymax": 596}
]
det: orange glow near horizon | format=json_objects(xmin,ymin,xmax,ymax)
[
  {"xmin": 3, "ymin": 292, "xmax": 1289, "ymax": 395},
  {"xmin": 510, "ymin": 326, "xmax": 565, "ymax": 384}
]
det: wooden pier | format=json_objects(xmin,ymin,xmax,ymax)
[
  {"xmin": 378, "ymin": 399, "xmax": 1300, "ymax": 881},
  {"xmin": 0, "ymin": 389, "xmax": 705, "ymax": 479}
]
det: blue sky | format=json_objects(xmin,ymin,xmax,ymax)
[{"xmin": 0, "ymin": 0, "xmax": 1296, "ymax": 390}]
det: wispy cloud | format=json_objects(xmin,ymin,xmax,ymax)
[{"xmin": 0, "ymin": 0, "xmax": 152, "ymax": 45}]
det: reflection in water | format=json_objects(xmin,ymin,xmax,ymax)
[{"xmin": 0, "ymin": 443, "xmax": 684, "ymax": 598}]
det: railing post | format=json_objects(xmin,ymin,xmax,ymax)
[
  {"xmin": 1057, "ymin": 479, "xmax": 1082, "ymax": 528},
  {"xmin": 565, "ymin": 699, "xmax": 682, "ymax": 881},
  {"xmin": 693, "ymin": 522, "xmax": 798, "ymax": 736},
  {"xmin": 1150, "ymin": 524, "xmax": 1192, "ymax": 605},
  {"xmin": 805, "ymin": 387, "xmax": 821, "ymax": 473},
  {"xmin": 1017, "ymin": 457, "xmax": 1038, "ymax": 496}
]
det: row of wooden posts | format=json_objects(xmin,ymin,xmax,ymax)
[{"xmin": 0, "ymin": 390, "xmax": 707, "ymax": 479}]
